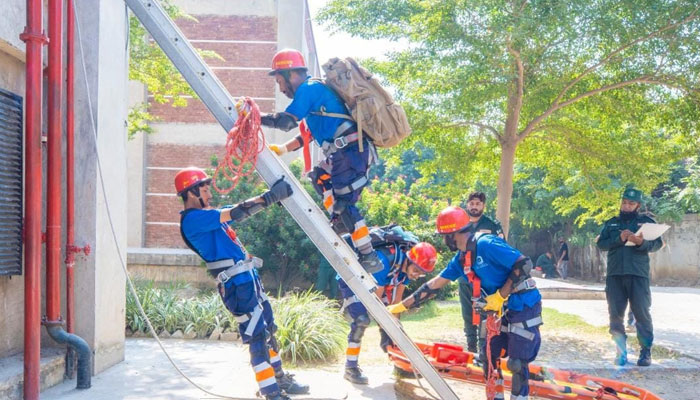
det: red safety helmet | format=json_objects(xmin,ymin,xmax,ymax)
[
  {"xmin": 174, "ymin": 167, "xmax": 211, "ymax": 195},
  {"xmin": 407, "ymin": 242, "xmax": 437, "ymax": 273},
  {"xmin": 269, "ymin": 49, "xmax": 307, "ymax": 76},
  {"xmin": 436, "ymin": 206, "xmax": 470, "ymax": 234}
]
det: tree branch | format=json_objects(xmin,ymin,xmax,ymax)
[
  {"xmin": 520, "ymin": 75, "xmax": 657, "ymax": 140},
  {"xmin": 448, "ymin": 121, "xmax": 503, "ymax": 141},
  {"xmin": 551, "ymin": 5, "xmax": 700, "ymax": 107}
]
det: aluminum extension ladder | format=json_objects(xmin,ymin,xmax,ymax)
[{"xmin": 124, "ymin": 1, "xmax": 459, "ymax": 399}]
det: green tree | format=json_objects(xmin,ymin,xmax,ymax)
[
  {"xmin": 319, "ymin": 0, "xmax": 700, "ymax": 235},
  {"xmin": 128, "ymin": 2, "xmax": 221, "ymax": 138}
]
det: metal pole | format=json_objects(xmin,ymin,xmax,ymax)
[
  {"xmin": 20, "ymin": 0, "xmax": 47, "ymax": 396},
  {"xmin": 46, "ymin": 0, "xmax": 63, "ymax": 324}
]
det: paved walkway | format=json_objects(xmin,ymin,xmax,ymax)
[
  {"xmin": 42, "ymin": 339, "xmax": 398, "ymax": 400},
  {"xmin": 538, "ymin": 279, "xmax": 700, "ymax": 361}
]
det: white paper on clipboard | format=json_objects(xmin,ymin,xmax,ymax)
[{"xmin": 625, "ymin": 223, "xmax": 670, "ymax": 246}]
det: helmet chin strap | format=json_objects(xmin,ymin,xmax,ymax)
[{"xmin": 189, "ymin": 185, "xmax": 206, "ymax": 208}]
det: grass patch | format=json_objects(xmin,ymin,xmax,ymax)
[{"xmin": 540, "ymin": 307, "xmax": 608, "ymax": 336}]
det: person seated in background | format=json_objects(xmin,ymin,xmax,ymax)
[{"xmin": 536, "ymin": 251, "xmax": 558, "ymax": 279}]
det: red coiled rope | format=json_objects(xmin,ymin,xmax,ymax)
[
  {"xmin": 485, "ymin": 313, "xmax": 502, "ymax": 400},
  {"xmin": 213, "ymin": 97, "xmax": 265, "ymax": 194}
]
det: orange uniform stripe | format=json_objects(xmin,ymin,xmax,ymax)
[
  {"xmin": 323, "ymin": 195, "xmax": 334, "ymax": 209},
  {"xmin": 269, "ymin": 349, "xmax": 278, "ymax": 357},
  {"xmin": 346, "ymin": 347, "xmax": 361, "ymax": 356},
  {"xmin": 255, "ymin": 367, "xmax": 275, "ymax": 382},
  {"xmin": 351, "ymin": 226, "xmax": 369, "ymax": 241}
]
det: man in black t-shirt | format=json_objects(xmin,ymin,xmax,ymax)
[{"xmin": 557, "ymin": 237, "xmax": 569, "ymax": 280}]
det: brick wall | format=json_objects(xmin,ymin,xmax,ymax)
[
  {"xmin": 149, "ymin": 15, "xmax": 278, "ymax": 123},
  {"xmin": 144, "ymin": 12, "xmax": 278, "ymax": 248},
  {"xmin": 145, "ymin": 143, "xmax": 224, "ymax": 248}
]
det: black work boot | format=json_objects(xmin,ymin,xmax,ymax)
[
  {"xmin": 276, "ymin": 372, "xmax": 309, "ymax": 394},
  {"xmin": 265, "ymin": 391, "xmax": 291, "ymax": 400},
  {"xmin": 637, "ymin": 347, "xmax": 652, "ymax": 367},
  {"xmin": 359, "ymin": 251, "xmax": 382, "ymax": 274},
  {"xmin": 344, "ymin": 366, "xmax": 369, "ymax": 385}
]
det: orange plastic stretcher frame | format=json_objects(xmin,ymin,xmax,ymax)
[{"xmin": 387, "ymin": 342, "xmax": 663, "ymax": 400}]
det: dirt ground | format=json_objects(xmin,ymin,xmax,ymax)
[{"xmin": 360, "ymin": 326, "xmax": 699, "ymax": 400}]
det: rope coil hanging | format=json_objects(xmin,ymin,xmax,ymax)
[
  {"xmin": 485, "ymin": 313, "xmax": 502, "ymax": 400},
  {"xmin": 213, "ymin": 97, "xmax": 265, "ymax": 194}
]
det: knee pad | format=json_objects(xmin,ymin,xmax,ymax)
[
  {"xmin": 350, "ymin": 314, "xmax": 370, "ymax": 342},
  {"xmin": 249, "ymin": 333, "xmax": 270, "ymax": 363},
  {"xmin": 507, "ymin": 358, "xmax": 526, "ymax": 394}
]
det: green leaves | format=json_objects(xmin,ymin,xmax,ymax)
[
  {"xmin": 127, "ymin": 1, "xmax": 222, "ymax": 138},
  {"xmin": 320, "ymin": 0, "xmax": 700, "ymax": 232}
]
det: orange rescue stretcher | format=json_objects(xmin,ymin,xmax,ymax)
[{"xmin": 387, "ymin": 342, "xmax": 663, "ymax": 400}]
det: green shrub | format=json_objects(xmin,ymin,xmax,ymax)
[
  {"xmin": 125, "ymin": 280, "xmax": 235, "ymax": 337},
  {"xmin": 125, "ymin": 281, "xmax": 346, "ymax": 364},
  {"xmin": 271, "ymin": 290, "xmax": 347, "ymax": 364}
]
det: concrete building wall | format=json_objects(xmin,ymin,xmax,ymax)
[
  {"xmin": 0, "ymin": 0, "xmax": 29, "ymax": 360},
  {"xmin": 649, "ymin": 214, "xmax": 700, "ymax": 282},
  {"xmin": 0, "ymin": 0, "xmax": 127, "ymax": 376},
  {"xmin": 572, "ymin": 214, "xmax": 700, "ymax": 284}
]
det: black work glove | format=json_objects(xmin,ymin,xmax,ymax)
[
  {"xmin": 262, "ymin": 177, "xmax": 293, "ymax": 206},
  {"xmin": 260, "ymin": 113, "xmax": 276, "ymax": 128},
  {"xmin": 260, "ymin": 112, "xmax": 298, "ymax": 131},
  {"xmin": 379, "ymin": 328, "xmax": 394, "ymax": 353}
]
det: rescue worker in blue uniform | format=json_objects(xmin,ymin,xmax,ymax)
[
  {"xmin": 337, "ymin": 228, "xmax": 437, "ymax": 385},
  {"xmin": 261, "ymin": 48, "xmax": 382, "ymax": 274},
  {"xmin": 388, "ymin": 206, "xmax": 542, "ymax": 400},
  {"xmin": 175, "ymin": 167, "xmax": 307, "ymax": 400}
]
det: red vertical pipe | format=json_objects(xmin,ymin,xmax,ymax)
[
  {"xmin": 65, "ymin": 0, "xmax": 75, "ymax": 335},
  {"xmin": 20, "ymin": 0, "xmax": 46, "ymax": 397},
  {"xmin": 47, "ymin": 0, "xmax": 63, "ymax": 324}
]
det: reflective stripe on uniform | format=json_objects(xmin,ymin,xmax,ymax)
[
  {"xmin": 269, "ymin": 349, "xmax": 281, "ymax": 364},
  {"xmin": 510, "ymin": 395, "xmax": 528, "ymax": 400},
  {"xmin": 346, "ymin": 341, "xmax": 361, "ymax": 361},
  {"xmin": 323, "ymin": 190, "xmax": 334, "ymax": 211},
  {"xmin": 253, "ymin": 362, "xmax": 277, "ymax": 388},
  {"xmin": 351, "ymin": 221, "xmax": 371, "ymax": 248},
  {"xmin": 340, "ymin": 295, "xmax": 360, "ymax": 314},
  {"xmin": 234, "ymin": 313, "xmax": 250, "ymax": 323}
]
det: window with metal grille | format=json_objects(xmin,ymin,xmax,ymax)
[{"xmin": 0, "ymin": 88, "xmax": 23, "ymax": 276}]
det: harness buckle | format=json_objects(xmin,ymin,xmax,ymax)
[{"xmin": 334, "ymin": 136, "xmax": 349, "ymax": 149}]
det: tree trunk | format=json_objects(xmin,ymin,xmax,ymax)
[{"xmin": 496, "ymin": 140, "xmax": 517, "ymax": 238}]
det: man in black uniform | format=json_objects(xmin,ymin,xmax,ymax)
[
  {"xmin": 596, "ymin": 188, "xmax": 662, "ymax": 367},
  {"xmin": 458, "ymin": 191, "xmax": 503, "ymax": 352}
]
